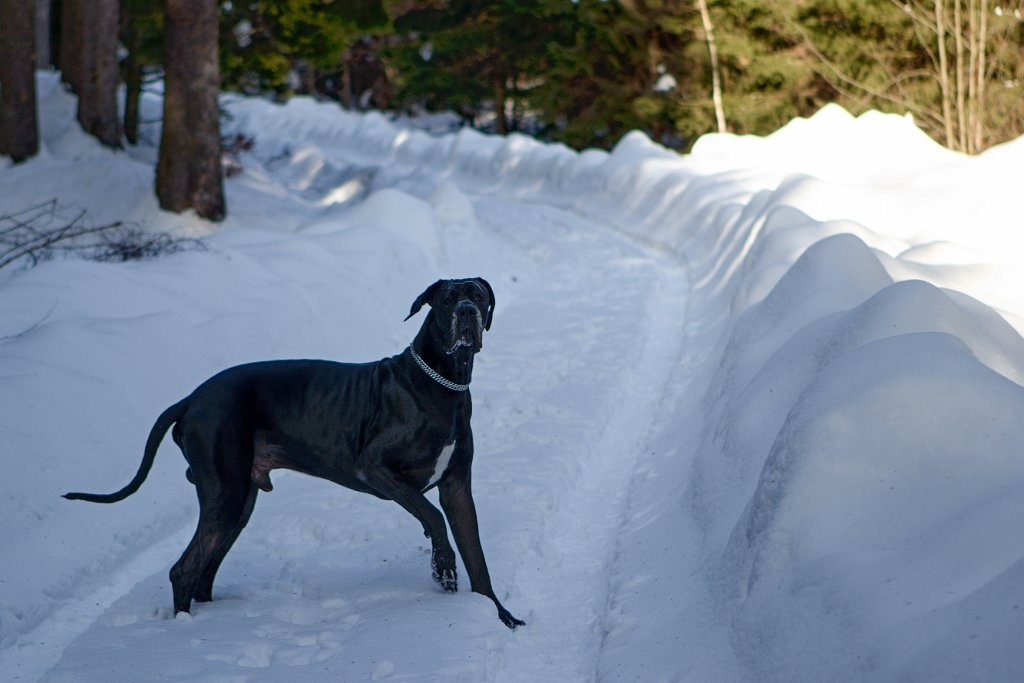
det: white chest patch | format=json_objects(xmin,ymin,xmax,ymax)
[{"xmin": 426, "ymin": 441, "xmax": 456, "ymax": 489}]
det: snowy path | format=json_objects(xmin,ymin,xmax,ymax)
[
  {"xmin": 8, "ymin": 83, "xmax": 1024, "ymax": 682},
  {"xmin": 27, "ymin": 171, "xmax": 699, "ymax": 681},
  {"xmin": 477, "ymin": 199, "xmax": 693, "ymax": 682}
]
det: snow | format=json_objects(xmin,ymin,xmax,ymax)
[{"xmin": 2, "ymin": 71, "xmax": 1024, "ymax": 681}]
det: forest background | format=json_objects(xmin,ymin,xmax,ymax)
[
  {"xmin": 2, "ymin": 1, "xmax": 1023, "ymax": 219},
  {"xmin": 14, "ymin": 1, "xmax": 1024, "ymax": 150}
]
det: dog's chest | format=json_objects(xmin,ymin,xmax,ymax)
[{"xmin": 423, "ymin": 440, "xmax": 456, "ymax": 490}]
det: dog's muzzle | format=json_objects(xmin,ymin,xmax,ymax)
[{"xmin": 448, "ymin": 301, "xmax": 484, "ymax": 354}]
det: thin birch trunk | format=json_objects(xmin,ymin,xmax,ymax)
[
  {"xmin": 975, "ymin": 0, "xmax": 988, "ymax": 151},
  {"xmin": 935, "ymin": 0, "xmax": 955, "ymax": 148},
  {"xmin": 967, "ymin": 0, "xmax": 978, "ymax": 153},
  {"xmin": 697, "ymin": 0, "xmax": 726, "ymax": 133},
  {"xmin": 953, "ymin": 0, "xmax": 967, "ymax": 151}
]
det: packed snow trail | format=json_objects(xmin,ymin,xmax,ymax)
[
  {"xmin": 477, "ymin": 199, "xmax": 692, "ymax": 683},
  {"xmin": 31, "ymin": 168, "xmax": 699, "ymax": 681}
]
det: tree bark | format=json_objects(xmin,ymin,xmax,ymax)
[
  {"xmin": 35, "ymin": 0, "xmax": 51, "ymax": 68},
  {"xmin": 0, "ymin": 0, "xmax": 40, "ymax": 162},
  {"xmin": 156, "ymin": 0, "xmax": 226, "ymax": 221},
  {"xmin": 77, "ymin": 0, "xmax": 122, "ymax": 148},
  {"xmin": 59, "ymin": 0, "xmax": 85, "ymax": 94}
]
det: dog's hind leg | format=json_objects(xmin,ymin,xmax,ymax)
[
  {"xmin": 170, "ymin": 420, "xmax": 255, "ymax": 613},
  {"xmin": 194, "ymin": 486, "xmax": 258, "ymax": 603},
  {"xmin": 170, "ymin": 519, "xmax": 223, "ymax": 613},
  {"xmin": 170, "ymin": 484, "xmax": 254, "ymax": 613}
]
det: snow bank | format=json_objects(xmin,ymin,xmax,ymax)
[
  {"xmin": 637, "ymin": 114, "xmax": 1024, "ymax": 680},
  {"xmin": 700, "ymin": 272, "xmax": 1024, "ymax": 679}
]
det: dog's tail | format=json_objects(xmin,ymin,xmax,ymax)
[{"xmin": 63, "ymin": 398, "xmax": 189, "ymax": 503}]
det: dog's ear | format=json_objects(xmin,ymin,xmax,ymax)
[
  {"xmin": 405, "ymin": 280, "xmax": 445, "ymax": 321},
  {"xmin": 476, "ymin": 277, "xmax": 495, "ymax": 330}
]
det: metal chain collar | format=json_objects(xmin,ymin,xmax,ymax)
[{"xmin": 408, "ymin": 346, "xmax": 470, "ymax": 392}]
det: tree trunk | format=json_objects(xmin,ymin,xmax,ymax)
[
  {"xmin": 156, "ymin": 0, "xmax": 225, "ymax": 221},
  {"xmin": 974, "ymin": 0, "xmax": 988, "ymax": 152},
  {"xmin": 77, "ymin": 0, "xmax": 121, "ymax": 148},
  {"xmin": 341, "ymin": 56, "xmax": 353, "ymax": 108},
  {"xmin": 967, "ymin": 0, "xmax": 978, "ymax": 154},
  {"xmin": 696, "ymin": 0, "xmax": 726, "ymax": 133},
  {"xmin": 0, "ymin": 0, "xmax": 40, "ymax": 162},
  {"xmin": 121, "ymin": 0, "xmax": 143, "ymax": 145},
  {"xmin": 953, "ymin": 0, "xmax": 967, "ymax": 151},
  {"xmin": 935, "ymin": 0, "xmax": 955, "ymax": 149},
  {"xmin": 493, "ymin": 77, "xmax": 508, "ymax": 135},
  {"xmin": 299, "ymin": 62, "xmax": 316, "ymax": 96},
  {"xmin": 35, "ymin": 0, "xmax": 52, "ymax": 68},
  {"xmin": 60, "ymin": 0, "xmax": 85, "ymax": 94}
]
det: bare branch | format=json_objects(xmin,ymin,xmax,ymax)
[
  {"xmin": 788, "ymin": 19, "xmax": 945, "ymax": 131},
  {"xmin": 0, "ymin": 201, "xmax": 205, "ymax": 272}
]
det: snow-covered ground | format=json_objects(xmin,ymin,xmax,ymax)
[{"xmin": 2, "ymin": 71, "xmax": 1023, "ymax": 681}]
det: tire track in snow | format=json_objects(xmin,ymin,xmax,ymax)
[
  {"xmin": 468, "ymin": 198, "xmax": 692, "ymax": 682},
  {"xmin": 0, "ymin": 522, "xmax": 195, "ymax": 682}
]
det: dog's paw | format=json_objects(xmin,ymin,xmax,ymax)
[
  {"xmin": 430, "ymin": 548, "xmax": 458, "ymax": 592},
  {"xmin": 498, "ymin": 606, "xmax": 525, "ymax": 630},
  {"xmin": 433, "ymin": 567, "xmax": 458, "ymax": 592}
]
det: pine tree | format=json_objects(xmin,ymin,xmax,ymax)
[
  {"xmin": 389, "ymin": 0, "xmax": 694, "ymax": 149},
  {"xmin": 391, "ymin": 0, "xmax": 566, "ymax": 133},
  {"xmin": 219, "ymin": 0, "xmax": 388, "ymax": 98}
]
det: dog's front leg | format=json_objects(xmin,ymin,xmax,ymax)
[
  {"xmin": 439, "ymin": 475, "xmax": 525, "ymax": 629},
  {"xmin": 360, "ymin": 467, "xmax": 458, "ymax": 591}
]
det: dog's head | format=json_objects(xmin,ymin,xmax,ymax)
[{"xmin": 405, "ymin": 278, "xmax": 495, "ymax": 354}]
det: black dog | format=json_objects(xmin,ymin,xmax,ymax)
[{"xmin": 65, "ymin": 278, "xmax": 524, "ymax": 629}]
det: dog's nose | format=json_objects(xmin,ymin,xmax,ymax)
[{"xmin": 455, "ymin": 302, "xmax": 478, "ymax": 320}]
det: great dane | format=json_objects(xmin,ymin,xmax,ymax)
[{"xmin": 65, "ymin": 277, "xmax": 524, "ymax": 629}]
